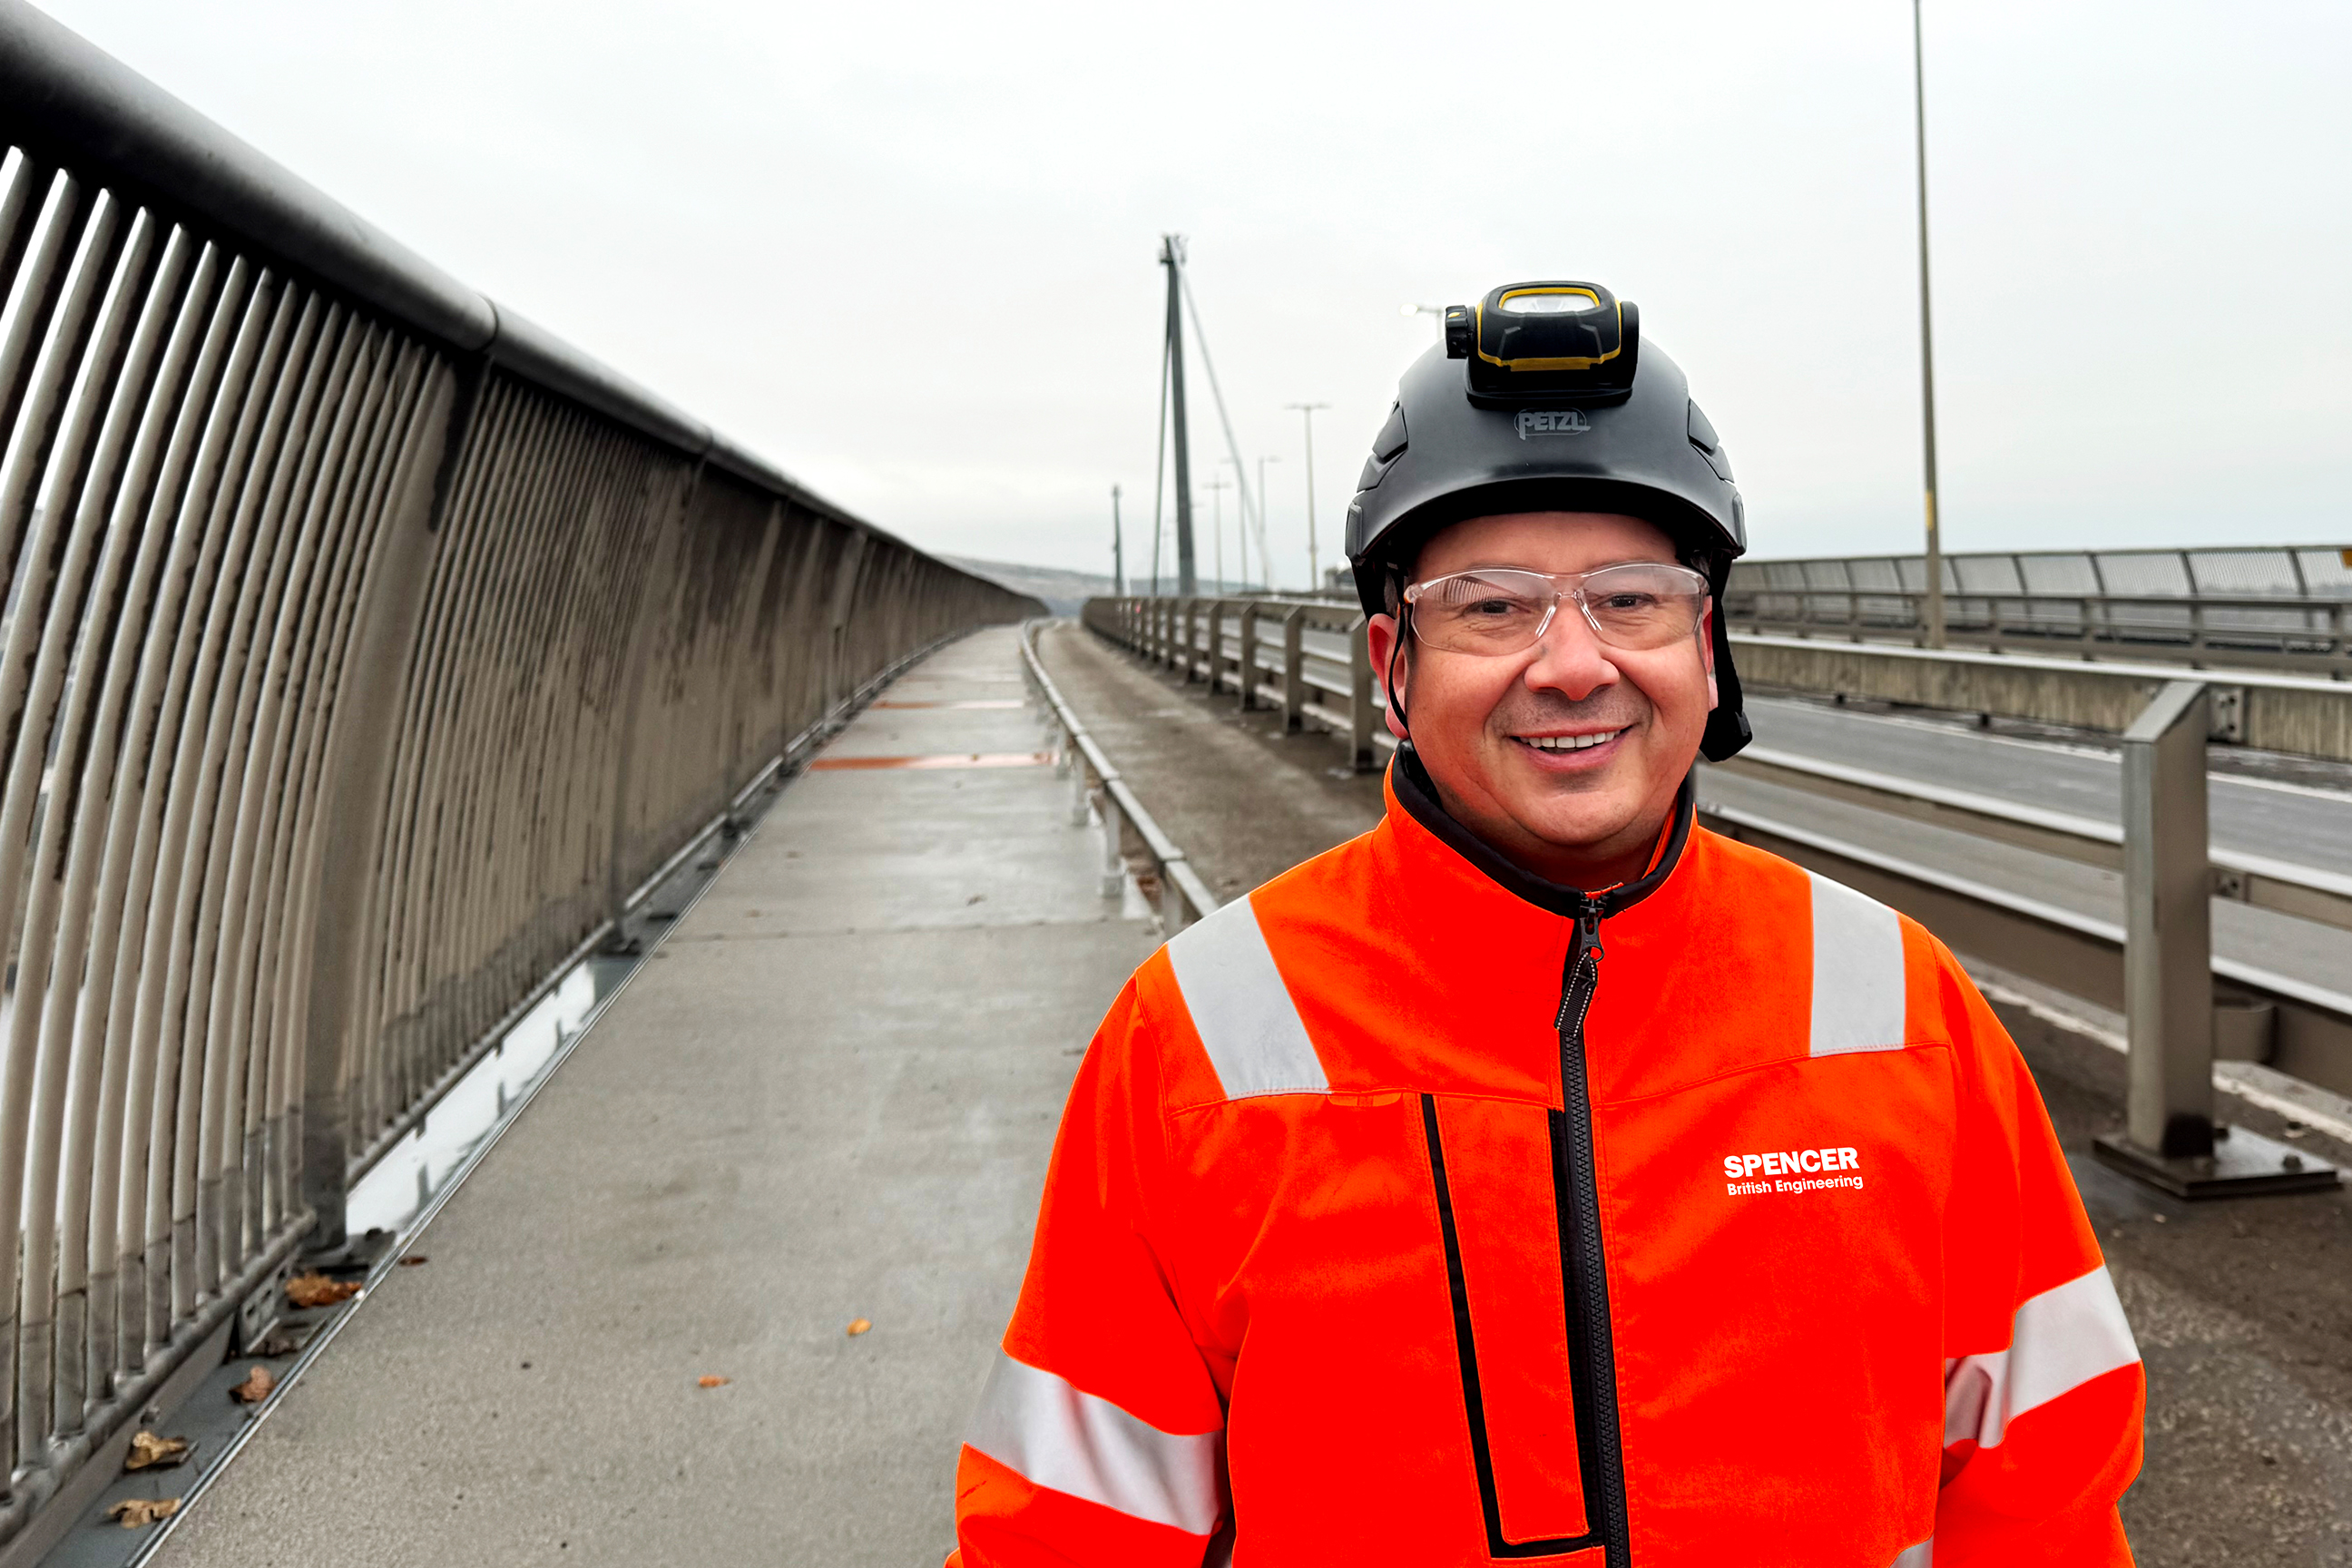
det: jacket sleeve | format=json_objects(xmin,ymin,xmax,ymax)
[
  {"xmin": 950, "ymin": 978, "xmax": 1229, "ymax": 1568},
  {"xmin": 1931, "ymin": 958, "xmax": 2143, "ymax": 1565}
]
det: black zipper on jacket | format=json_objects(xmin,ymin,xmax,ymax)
[
  {"xmin": 1553, "ymin": 905, "xmax": 1631, "ymax": 1567},
  {"xmin": 1393, "ymin": 749, "xmax": 1685, "ymax": 1568}
]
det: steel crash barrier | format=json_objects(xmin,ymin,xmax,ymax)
[
  {"xmin": 1017, "ymin": 622, "xmax": 1217, "ymax": 933},
  {"xmin": 1085, "ymin": 593, "xmax": 2349, "ymax": 1196},
  {"xmin": 1082, "ymin": 593, "xmax": 1393, "ymax": 771},
  {"xmin": 1725, "ymin": 544, "xmax": 2352, "ymax": 676},
  {"xmin": 0, "ymin": 3, "xmax": 1035, "ymax": 1541}
]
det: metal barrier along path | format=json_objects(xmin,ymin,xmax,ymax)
[
  {"xmin": 1083, "ymin": 593, "xmax": 1392, "ymax": 771},
  {"xmin": 1018, "ymin": 622, "xmax": 1217, "ymax": 932},
  {"xmin": 1726, "ymin": 545, "xmax": 2352, "ymax": 675},
  {"xmin": 0, "ymin": 3, "xmax": 1035, "ymax": 1540}
]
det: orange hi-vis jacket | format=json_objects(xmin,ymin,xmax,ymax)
[{"xmin": 953, "ymin": 750, "xmax": 2143, "ymax": 1567}]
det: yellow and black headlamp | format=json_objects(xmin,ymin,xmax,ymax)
[{"xmin": 1446, "ymin": 280, "xmax": 1641, "ymax": 406}]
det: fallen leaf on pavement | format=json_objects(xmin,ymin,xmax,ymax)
[
  {"xmin": 123, "ymin": 1431, "xmax": 190, "ymax": 1472},
  {"xmin": 229, "ymin": 1365, "xmax": 275, "ymax": 1404},
  {"xmin": 397, "ymin": 1255, "xmax": 428, "ymax": 1267},
  {"xmin": 697, "ymin": 1375, "xmax": 730, "ymax": 1388},
  {"xmin": 105, "ymin": 1498, "xmax": 180, "ymax": 1528},
  {"xmin": 251, "ymin": 1324, "xmax": 316, "ymax": 1357},
  {"xmin": 285, "ymin": 1272, "xmax": 362, "ymax": 1308},
  {"xmin": 846, "ymin": 1318, "xmax": 872, "ymax": 1337}
]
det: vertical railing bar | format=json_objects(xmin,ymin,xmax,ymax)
[
  {"xmin": 361, "ymin": 378, "xmax": 523, "ymax": 1133},
  {"xmin": 199, "ymin": 321, "xmax": 381, "ymax": 1293},
  {"xmin": 180, "ymin": 306, "xmax": 358, "ymax": 1313},
  {"xmin": 253, "ymin": 347, "xmax": 430, "ymax": 1251},
  {"xmin": 136, "ymin": 286, "xmax": 322, "ymax": 1349},
  {"xmin": 222, "ymin": 328, "xmax": 403, "ymax": 1265},
  {"xmin": 67, "ymin": 240, "xmax": 240, "ymax": 1410},
  {"xmin": 5, "ymin": 201, "xmax": 167, "ymax": 1459},
  {"xmin": 0, "ymin": 183, "xmax": 130, "ymax": 1482},
  {"xmin": 106, "ymin": 264, "xmax": 279, "ymax": 1377}
]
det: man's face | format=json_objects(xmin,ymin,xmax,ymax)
[{"xmin": 1366, "ymin": 510, "xmax": 1717, "ymax": 888}]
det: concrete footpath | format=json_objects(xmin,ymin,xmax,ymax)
[{"xmin": 158, "ymin": 626, "xmax": 1155, "ymax": 1566}]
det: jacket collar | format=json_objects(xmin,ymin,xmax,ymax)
[{"xmin": 1387, "ymin": 744, "xmax": 1694, "ymax": 921}]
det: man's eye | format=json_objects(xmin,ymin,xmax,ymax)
[{"xmin": 1598, "ymin": 593, "xmax": 1654, "ymax": 612}]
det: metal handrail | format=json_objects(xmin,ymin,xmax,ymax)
[
  {"xmin": 1724, "ymin": 580, "xmax": 2352, "ymax": 677},
  {"xmin": 1081, "ymin": 593, "xmax": 1393, "ymax": 773},
  {"xmin": 0, "ymin": 17, "xmax": 1042, "ymax": 1548},
  {"xmin": 1017, "ymin": 622, "xmax": 1217, "ymax": 931},
  {"xmin": 1730, "ymin": 544, "xmax": 2352, "ymax": 601}
]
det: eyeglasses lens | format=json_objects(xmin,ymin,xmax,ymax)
[{"xmin": 1410, "ymin": 564, "xmax": 1703, "ymax": 654}]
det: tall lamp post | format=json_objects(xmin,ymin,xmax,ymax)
[
  {"xmin": 1912, "ymin": 0, "xmax": 1945, "ymax": 648},
  {"xmin": 1111, "ymin": 483, "xmax": 1124, "ymax": 595},
  {"xmin": 1255, "ymin": 454, "xmax": 1279, "ymax": 591},
  {"xmin": 1287, "ymin": 401, "xmax": 1329, "ymax": 592},
  {"xmin": 1205, "ymin": 473, "xmax": 1230, "ymax": 593}
]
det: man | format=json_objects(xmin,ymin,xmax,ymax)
[{"xmin": 953, "ymin": 283, "xmax": 2142, "ymax": 1565}]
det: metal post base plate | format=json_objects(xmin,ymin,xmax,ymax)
[{"xmin": 2092, "ymin": 1125, "xmax": 2341, "ymax": 1199}]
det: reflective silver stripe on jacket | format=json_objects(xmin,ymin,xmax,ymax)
[
  {"xmin": 1887, "ymin": 1539, "xmax": 1933, "ymax": 1568},
  {"xmin": 1807, "ymin": 870, "xmax": 1907, "ymax": 1055},
  {"xmin": 1944, "ymin": 1265, "xmax": 2140, "ymax": 1450},
  {"xmin": 1165, "ymin": 894, "xmax": 1329, "ymax": 1099},
  {"xmin": 965, "ymin": 1350, "xmax": 1226, "ymax": 1536}
]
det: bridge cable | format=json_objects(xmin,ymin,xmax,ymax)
[{"xmin": 1177, "ymin": 270, "xmax": 1273, "ymax": 589}]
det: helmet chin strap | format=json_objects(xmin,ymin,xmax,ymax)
[{"xmin": 1384, "ymin": 607, "xmax": 1415, "ymax": 750}]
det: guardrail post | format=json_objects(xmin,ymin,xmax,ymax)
[
  {"xmin": 1098, "ymin": 784, "xmax": 1125, "ymax": 898},
  {"xmin": 1176, "ymin": 599, "xmax": 1195, "ymax": 681},
  {"xmin": 1237, "ymin": 603, "xmax": 1259, "ymax": 710},
  {"xmin": 2124, "ymin": 681, "xmax": 2212, "ymax": 1157},
  {"xmin": 2094, "ymin": 680, "xmax": 2338, "ymax": 1196},
  {"xmin": 1348, "ymin": 613, "xmax": 1377, "ymax": 771},
  {"xmin": 1281, "ymin": 607, "xmax": 1306, "ymax": 732},
  {"xmin": 1161, "ymin": 858, "xmax": 1190, "ymax": 932}
]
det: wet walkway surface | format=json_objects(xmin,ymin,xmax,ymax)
[
  {"xmin": 1041, "ymin": 619, "xmax": 2352, "ymax": 1568},
  {"xmin": 154, "ymin": 626, "xmax": 1154, "ymax": 1567}
]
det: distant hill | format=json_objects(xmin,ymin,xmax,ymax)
[
  {"xmin": 940, "ymin": 555, "xmax": 1278, "ymax": 616},
  {"xmin": 940, "ymin": 557, "xmax": 1118, "ymax": 616}
]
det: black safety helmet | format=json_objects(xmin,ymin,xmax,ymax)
[{"xmin": 1345, "ymin": 281, "xmax": 1751, "ymax": 760}]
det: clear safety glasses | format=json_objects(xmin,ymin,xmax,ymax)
[{"xmin": 1403, "ymin": 563, "xmax": 1710, "ymax": 656}]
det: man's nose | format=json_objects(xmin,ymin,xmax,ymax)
[{"xmin": 1524, "ymin": 598, "xmax": 1620, "ymax": 701}]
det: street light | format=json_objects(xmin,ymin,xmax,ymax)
[
  {"xmin": 1204, "ymin": 473, "xmax": 1230, "ymax": 593},
  {"xmin": 1912, "ymin": 0, "xmax": 1945, "ymax": 648},
  {"xmin": 1286, "ymin": 402, "xmax": 1330, "ymax": 592},
  {"xmin": 1222, "ymin": 458, "xmax": 1250, "ymax": 589},
  {"xmin": 1111, "ymin": 483, "xmax": 1124, "ymax": 595},
  {"xmin": 1255, "ymin": 454, "xmax": 1280, "ymax": 591}
]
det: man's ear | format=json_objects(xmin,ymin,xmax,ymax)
[{"xmin": 1367, "ymin": 612, "xmax": 1412, "ymax": 740}]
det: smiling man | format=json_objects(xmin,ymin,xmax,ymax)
[{"xmin": 952, "ymin": 284, "xmax": 2143, "ymax": 1567}]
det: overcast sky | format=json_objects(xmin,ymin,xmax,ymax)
[{"xmin": 38, "ymin": 0, "xmax": 2351, "ymax": 583}]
